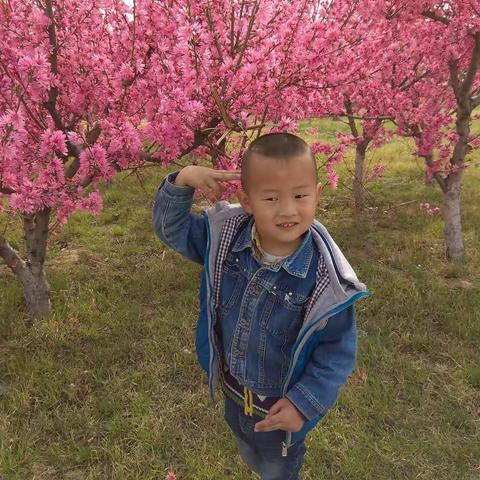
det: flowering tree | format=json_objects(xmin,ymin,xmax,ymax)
[
  {"xmin": 307, "ymin": 0, "xmax": 479, "ymax": 259},
  {"xmin": 0, "ymin": 0, "xmax": 222, "ymax": 318},
  {"xmin": 0, "ymin": 0, "xmax": 324, "ymax": 318},
  {"xmin": 2, "ymin": 0, "xmax": 475, "ymax": 319},
  {"xmin": 380, "ymin": 0, "xmax": 480, "ymax": 261},
  {"xmin": 0, "ymin": 0, "xmax": 144, "ymax": 317}
]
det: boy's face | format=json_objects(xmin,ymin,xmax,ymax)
[{"xmin": 237, "ymin": 152, "xmax": 322, "ymax": 257}]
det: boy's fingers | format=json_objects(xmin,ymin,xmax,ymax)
[
  {"xmin": 265, "ymin": 412, "xmax": 283, "ymax": 424},
  {"xmin": 267, "ymin": 402, "xmax": 283, "ymax": 416},
  {"xmin": 254, "ymin": 413, "xmax": 283, "ymax": 432},
  {"xmin": 254, "ymin": 419, "xmax": 279, "ymax": 432},
  {"xmin": 214, "ymin": 171, "xmax": 241, "ymax": 181}
]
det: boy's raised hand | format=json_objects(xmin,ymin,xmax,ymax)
[
  {"xmin": 175, "ymin": 165, "xmax": 241, "ymax": 200},
  {"xmin": 254, "ymin": 398, "xmax": 306, "ymax": 433}
]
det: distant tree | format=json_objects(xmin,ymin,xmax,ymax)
[{"xmin": 380, "ymin": 0, "xmax": 480, "ymax": 261}]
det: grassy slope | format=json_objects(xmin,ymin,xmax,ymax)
[{"xmin": 0, "ymin": 119, "xmax": 479, "ymax": 479}]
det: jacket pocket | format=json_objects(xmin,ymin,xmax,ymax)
[
  {"xmin": 219, "ymin": 253, "xmax": 245, "ymax": 313},
  {"xmin": 261, "ymin": 284, "xmax": 309, "ymax": 336}
]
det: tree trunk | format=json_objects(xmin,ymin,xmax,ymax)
[
  {"xmin": 422, "ymin": 153, "xmax": 434, "ymax": 186},
  {"xmin": 0, "ymin": 209, "xmax": 52, "ymax": 319},
  {"xmin": 353, "ymin": 141, "xmax": 368, "ymax": 211},
  {"xmin": 442, "ymin": 172, "xmax": 464, "ymax": 262},
  {"xmin": 17, "ymin": 264, "xmax": 51, "ymax": 318},
  {"xmin": 439, "ymin": 101, "xmax": 471, "ymax": 262}
]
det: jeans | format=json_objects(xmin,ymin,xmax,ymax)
[{"xmin": 224, "ymin": 396, "xmax": 306, "ymax": 480}]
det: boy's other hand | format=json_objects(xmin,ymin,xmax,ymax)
[
  {"xmin": 254, "ymin": 398, "xmax": 306, "ymax": 433},
  {"xmin": 174, "ymin": 165, "xmax": 241, "ymax": 200}
]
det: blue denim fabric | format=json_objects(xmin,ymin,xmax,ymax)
[
  {"xmin": 224, "ymin": 396, "xmax": 306, "ymax": 480},
  {"xmin": 218, "ymin": 215, "xmax": 318, "ymax": 397}
]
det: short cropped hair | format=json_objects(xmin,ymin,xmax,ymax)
[{"xmin": 240, "ymin": 132, "xmax": 317, "ymax": 191}]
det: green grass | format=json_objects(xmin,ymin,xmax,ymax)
[{"xmin": 1, "ymin": 119, "xmax": 479, "ymax": 479}]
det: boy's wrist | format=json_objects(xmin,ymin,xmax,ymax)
[
  {"xmin": 174, "ymin": 166, "xmax": 194, "ymax": 187},
  {"xmin": 158, "ymin": 172, "xmax": 195, "ymax": 200}
]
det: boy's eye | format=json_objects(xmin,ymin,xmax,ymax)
[
  {"xmin": 264, "ymin": 197, "xmax": 278, "ymax": 201},
  {"xmin": 295, "ymin": 194, "xmax": 308, "ymax": 199}
]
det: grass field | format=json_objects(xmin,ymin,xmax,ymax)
[{"xmin": 1, "ymin": 119, "xmax": 479, "ymax": 479}]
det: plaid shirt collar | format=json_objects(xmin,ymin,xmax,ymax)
[{"xmin": 231, "ymin": 216, "xmax": 313, "ymax": 278}]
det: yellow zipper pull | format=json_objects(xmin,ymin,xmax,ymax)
[{"xmin": 244, "ymin": 386, "xmax": 254, "ymax": 416}]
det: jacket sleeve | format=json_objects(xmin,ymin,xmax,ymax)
[
  {"xmin": 153, "ymin": 171, "xmax": 208, "ymax": 265},
  {"xmin": 285, "ymin": 305, "xmax": 357, "ymax": 421}
]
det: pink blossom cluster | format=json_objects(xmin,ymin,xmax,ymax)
[
  {"xmin": 365, "ymin": 164, "xmax": 386, "ymax": 182},
  {"xmin": 1, "ymin": 0, "xmax": 479, "ymax": 228},
  {"xmin": 420, "ymin": 202, "xmax": 441, "ymax": 215}
]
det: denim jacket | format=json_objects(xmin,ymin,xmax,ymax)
[
  {"xmin": 153, "ymin": 171, "xmax": 369, "ymax": 449},
  {"xmin": 218, "ymin": 215, "xmax": 318, "ymax": 397}
]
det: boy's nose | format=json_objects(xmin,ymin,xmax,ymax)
[{"xmin": 278, "ymin": 200, "xmax": 297, "ymax": 216}]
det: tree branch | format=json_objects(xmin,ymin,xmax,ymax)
[
  {"xmin": 340, "ymin": 0, "xmax": 359, "ymax": 30},
  {"xmin": 142, "ymin": 117, "xmax": 222, "ymax": 166},
  {"xmin": 461, "ymin": 32, "xmax": 480, "ymax": 99},
  {"xmin": 233, "ymin": 1, "xmax": 259, "ymax": 71},
  {"xmin": 344, "ymin": 97, "xmax": 359, "ymax": 138},
  {"xmin": 0, "ymin": 185, "xmax": 15, "ymax": 194},
  {"xmin": 472, "ymin": 92, "xmax": 480, "ymax": 108},
  {"xmin": 449, "ymin": 60, "xmax": 461, "ymax": 102},
  {"xmin": 399, "ymin": 69, "xmax": 429, "ymax": 91},
  {"xmin": 42, "ymin": 0, "xmax": 65, "ymax": 132},
  {"xmin": 64, "ymin": 125, "xmax": 102, "ymax": 179},
  {"xmin": 0, "ymin": 233, "xmax": 26, "ymax": 276},
  {"xmin": 422, "ymin": 10, "xmax": 450, "ymax": 26},
  {"xmin": 407, "ymin": 123, "xmax": 447, "ymax": 192}
]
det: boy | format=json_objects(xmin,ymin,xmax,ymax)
[{"xmin": 153, "ymin": 133, "xmax": 368, "ymax": 479}]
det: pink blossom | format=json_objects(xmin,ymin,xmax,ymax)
[
  {"xmin": 311, "ymin": 142, "xmax": 333, "ymax": 156},
  {"xmin": 40, "ymin": 130, "xmax": 68, "ymax": 157},
  {"xmin": 326, "ymin": 167, "xmax": 339, "ymax": 190},
  {"xmin": 366, "ymin": 164, "xmax": 385, "ymax": 181},
  {"xmin": 420, "ymin": 202, "xmax": 441, "ymax": 215}
]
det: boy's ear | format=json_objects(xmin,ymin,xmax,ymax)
[
  {"xmin": 237, "ymin": 189, "xmax": 253, "ymax": 214},
  {"xmin": 315, "ymin": 182, "xmax": 323, "ymax": 204}
]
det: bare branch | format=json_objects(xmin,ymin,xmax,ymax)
[
  {"xmin": 233, "ymin": 1, "xmax": 259, "ymax": 71},
  {"xmin": 64, "ymin": 125, "xmax": 102, "ymax": 179},
  {"xmin": 0, "ymin": 233, "xmax": 26, "ymax": 276},
  {"xmin": 424, "ymin": 154, "xmax": 447, "ymax": 192},
  {"xmin": 472, "ymin": 92, "xmax": 480, "ymax": 108},
  {"xmin": 461, "ymin": 32, "xmax": 480, "ymax": 99},
  {"xmin": 344, "ymin": 97, "xmax": 359, "ymax": 138},
  {"xmin": 340, "ymin": 0, "xmax": 359, "ymax": 30},
  {"xmin": 399, "ymin": 69, "xmax": 429, "ymax": 91},
  {"xmin": 42, "ymin": 0, "xmax": 64, "ymax": 132},
  {"xmin": 449, "ymin": 60, "xmax": 461, "ymax": 102},
  {"xmin": 0, "ymin": 185, "xmax": 15, "ymax": 194},
  {"xmin": 422, "ymin": 10, "xmax": 450, "ymax": 26}
]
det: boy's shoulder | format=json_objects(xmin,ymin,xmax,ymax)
[
  {"xmin": 205, "ymin": 201, "xmax": 249, "ymax": 229},
  {"xmin": 205, "ymin": 200, "xmax": 245, "ymax": 217}
]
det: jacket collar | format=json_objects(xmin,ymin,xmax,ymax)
[{"xmin": 231, "ymin": 216, "xmax": 313, "ymax": 278}]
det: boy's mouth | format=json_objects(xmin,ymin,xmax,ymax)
[{"xmin": 277, "ymin": 222, "xmax": 298, "ymax": 229}]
